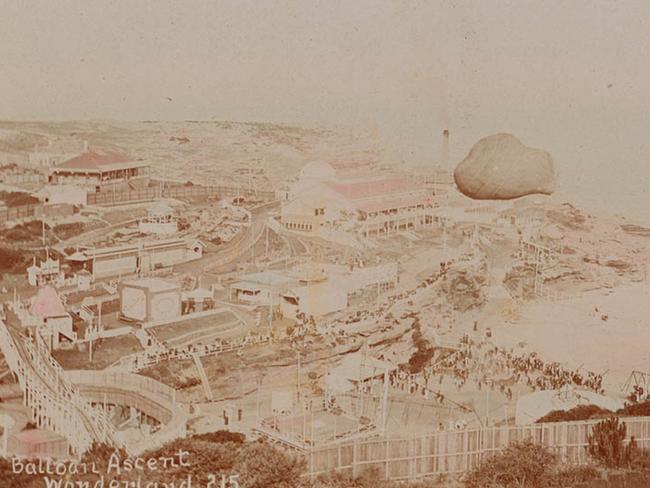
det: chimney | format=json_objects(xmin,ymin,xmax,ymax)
[
  {"xmin": 442, "ymin": 129, "xmax": 450, "ymax": 172},
  {"xmin": 83, "ymin": 140, "xmax": 89, "ymax": 152}
]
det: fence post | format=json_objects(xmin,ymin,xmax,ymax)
[
  {"xmin": 409, "ymin": 435, "xmax": 415, "ymax": 479},
  {"xmin": 384, "ymin": 439, "xmax": 389, "ymax": 480}
]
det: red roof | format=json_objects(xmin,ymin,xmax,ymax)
[
  {"xmin": 326, "ymin": 177, "xmax": 426, "ymax": 201},
  {"xmin": 30, "ymin": 286, "xmax": 67, "ymax": 318},
  {"xmin": 56, "ymin": 150, "xmax": 133, "ymax": 170}
]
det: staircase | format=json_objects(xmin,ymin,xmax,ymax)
[{"xmin": 192, "ymin": 353, "xmax": 213, "ymax": 401}]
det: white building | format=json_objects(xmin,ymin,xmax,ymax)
[
  {"xmin": 119, "ymin": 278, "xmax": 182, "ymax": 323},
  {"xmin": 27, "ymin": 256, "xmax": 65, "ymax": 287},
  {"xmin": 66, "ymin": 238, "xmax": 205, "ymax": 278},
  {"xmin": 230, "ymin": 271, "xmax": 296, "ymax": 306},
  {"xmin": 75, "ymin": 269, "xmax": 93, "ymax": 291},
  {"xmin": 230, "ymin": 260, "xmax": 398, "ymax": 319},
  {"xmin": 281, "ymin": 162, "xmax": 436, "ymax": 237},
  {"xmin": 319, "ymin": 262, "xmax": 399, "ymax": 296},
  {"xmin": 280, "ymin": 280, "xmax": 348, "ymax": 318},
  {"xmin": 138, "ymin": 201, "xmax": 178, "ymax": 235}
]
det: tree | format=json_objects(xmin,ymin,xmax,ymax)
[
  {"xmin": 587, "ymin": 417, "xmax": 636, "ymax": 468},
  {"xmin": 234, "ymin": 441, "xmax": 305, "ymax": 488}
]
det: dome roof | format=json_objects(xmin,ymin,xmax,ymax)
[{"xmin": 299, "ymin": 161, "xmax": 337, "ymax": 181}]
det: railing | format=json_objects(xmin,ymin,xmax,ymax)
[
  {"xmin": 121, "ymin": 332, "xmax": 270, "ymax": 372},
  {"xmin": 65, "ymin": 369, "xmax": 178, "ymax": 408},
  {"xmin": 304, "ymin": 416, "xmax": 650, "ymax": 481},
  {"xmin": 0, "ymin": 319, "xmax": 124, "ymax": 456}
]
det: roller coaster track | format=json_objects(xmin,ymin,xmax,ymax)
[{"xmin": 0, "ymin": 318, "xmax": 126, "ymax": 456}]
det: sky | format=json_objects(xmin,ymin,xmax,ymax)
[{"xmin": 1, "ymin": 0, "xmax": 649, "ymax": 221}]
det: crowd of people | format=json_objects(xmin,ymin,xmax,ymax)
[
  {"xmin": 426, "ymin": 334, "xmax": 605, "ymax": 398},
  {"xmin": 358, "ymin": 329, "xmax": 606, "ymax": 408},
  {"xmin": 129, "ymin": 332, "xmax": 270, "ymax": 371}
]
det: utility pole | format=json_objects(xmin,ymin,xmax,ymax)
[
  {"xmin": 256, "ymin": 376, "xmax": 262, "ymax": 420},
  {"xmin": 484, "ymin": 382, "xmax": 490, "ymax": 427},
  {"xmin": 90, "ymin": 300, "xmax": 101, "ymax": 363},
  {"xmin": 250, "ymin": 222, "xmax": 255, "ymax": 266},
  {"xmin": 380, "ymin": 364, "xmax": 390, "ymax": 435},
  {"xmin": 297, "ymin": 351, "xmax": 301, "ymax": 405}
]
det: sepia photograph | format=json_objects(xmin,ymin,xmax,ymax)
[{"xmin": 0, "ymin": 1, "xmax": 649, "ymax": 487}]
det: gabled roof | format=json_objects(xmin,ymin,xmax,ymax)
[
  {"xmin": 31, "ymin": 285, "xmax": 67, "ymax": 318},
  {"xmin": 55, "ymin": 150, "xmax": 148, "ymax": 172}
]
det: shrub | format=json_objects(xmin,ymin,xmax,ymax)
[
  {"xmin": 619, "ymin": 399, "xmax": 650, "ymax": 417},
  {"xmin": 0, "ymin": 191, "xmax": 39, "ymax": 207},
  {"xmin": 190, "ymin": 430, "xmax": 246, "ymax": 444},
  {"xmin": 2, "ymin": 220, "xmax": 52, "ymax": 245},
  {"xmin": 233, "ymin": 441, "xmax": 305, "ymax": 488},
  {"xmin": 408, "ymin": 318, "xmax": 434, "ymax": 374},
  {"xmin": 537, "ymin": 404, "xmax": 612, "ymax": 423},
  {"xmin": 53, "ymin": 222, "xmax": 85, "ymax": 240},
  {"xmin": 177, "ymin": 377, "xmax": 201, "ymax": 389},
  {"xmin": 587, "ymin": 417, "xmax": 636, "ymax": 468},
  {"xmin": 546, "ymin": 465, "xmax": 600, "ymax": 487},
  {"xmin": 464, "ymin": 441, "xmax": 557, "ymax": 488}
]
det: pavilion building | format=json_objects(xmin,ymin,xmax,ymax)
[
  {"xmin": 49, "ymin": 150, "xmax": 151, "ymax": 193},
  {"xmin": 280, "ymin": 161, "xmax": 436, "ymax": 237}
]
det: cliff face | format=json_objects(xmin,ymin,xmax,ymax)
[{"xmin": 454, "ymin": 133, "xmax": 556, "ymax": 200}]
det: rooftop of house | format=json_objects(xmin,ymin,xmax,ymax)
[
  {"xmin": 55, "ymin": 150, "xmax": 149, "ymax": 172},
  {"xmin": 30, "ymin": 285, "xmax": 67, "ymax": 318}
]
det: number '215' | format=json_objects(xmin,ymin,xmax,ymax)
[{"xmin": 207, "ymin": 474, "xmax": 239, "ymax": 488}]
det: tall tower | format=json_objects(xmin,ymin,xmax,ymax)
[{"xmin": 442, "ymin": 129, "xmax": 450, "ymax": 173}]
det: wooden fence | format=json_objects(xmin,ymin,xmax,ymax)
[
  {"xmin": 305, "ymin": 416, "xmax": 650, "ymax": 481},
  {"xmin": 87, "ymin": 184, "xmax": 275, "ymax": 206},
  {"xmin": 0, "ymin": 203, "xmax": 38, "ymax": 224}
]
